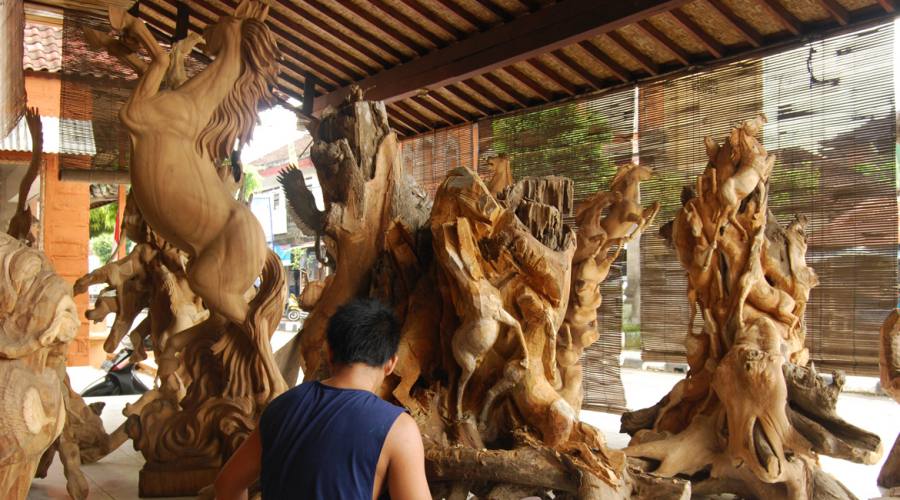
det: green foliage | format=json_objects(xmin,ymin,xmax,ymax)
[
  {"xmin": 90, "ymin": 233, "xmax": 115, "ymax": 263},
  {"xmin": 242, "ymin": 171, "xmax": 262, "ymax": 202},
  {"xmin": 491, "ymin": 102, "xmax": 616, "ymax": 200},
  {"xmin": 89, "ymin": 203, "xmax": 118, "ymax": 237},
  {"xmin": 623, "ymin": 323, "xmax": 642, "ymax": 351},
  {"xmin": 769, "ymin": 161, "xmax": 821, "ymax": 210},
  {"xmin": 851, "ymin": 161, "xmax": 893, "ymax": 182},
  {"xmin": 290, "ymin": 247, "xmax": 306, "ymax": 271}
]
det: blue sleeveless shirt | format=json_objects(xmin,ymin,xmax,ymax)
[{"xmin": 259, "ymin": 381, "xmax": 405, "ymax": 499}]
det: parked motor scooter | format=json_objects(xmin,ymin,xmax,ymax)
[
  {"xmin": 80, "ymin": 344, "xmax": 151, "ymax": 397},
  {"xmin": 284, "ymin": 293, "xmax": 303, "ymax": 322}
]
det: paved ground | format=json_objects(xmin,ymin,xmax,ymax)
[{"xmin": 28, "ymin": 353, "xmax": 899, "ymax": 499}]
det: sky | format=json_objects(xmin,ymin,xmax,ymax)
[{"xmin": 242, "ymin": 105, "xmax": 308, "ymax": 164}]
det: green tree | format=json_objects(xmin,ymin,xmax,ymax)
[
  {"xmin": 90, "ymin": 233, "xmax": 115, "ymax": 262},
  {"xmin": 89, "ymin": 202, "xmax": 117, "ymax": 237},
  {"xmin": 491, "ymin": 102, "xmax": 615, "ymax": 201}
]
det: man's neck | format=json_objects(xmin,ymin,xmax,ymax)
[{"xmin": 321, "ymin": 364, "xmax": 382, "ymax": 393}]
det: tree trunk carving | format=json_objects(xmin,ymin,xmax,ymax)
[{"xmin": 621, "ymin": 114, "xmax": 880, "ymax": 499}]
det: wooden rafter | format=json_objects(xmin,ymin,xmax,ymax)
[
  {"xmin": 755, "ymin": 0, "xmax": 802, "ymax": 35},
  {"xmin": 503, "ymin": 66, "xmax": 553, "ymax": 101},
  {"xmin": 392, "ymin": 101, "xmax": 435, "ymax": 130},
  {"xmin": 369, "ymin": 0, "xmax": 447, "ymax": 47},
  {"xmin": 332, "ymin": 0, "xmax": 429, "ymax": 55},
  {"xmin": 387, "ymin": 111, "xmax": 423, "ymax": 135},
  {"xmin": 705, "ymin": 0, "xmax": 763, "ymax": 47},
  {"xmin": 474, "ymin": 0, "xmax": 513, "ymax": 22},
  {"xmin": 577, "ymin": 40, "xmax": 630, "ymax": 83},
  {"xmin": 550, "ymin": 49, "xmax": 604, "ymax": 89},
  {"xmin": 189, "ymin": 0, "xmax": 348, "ymax": 87},
  {"xmin": 817, "ymin": 0, "xmax": 850, "ymax": 25},
  {"xmin": 877, "ymin": 0, "xmax": 895, "ymax": 13},
  {"xmin": 445, "ymin": 84, "xmax": 497, "ymax": 116},
  {"xmin": 396, "ymin": 0, "xmax": 465, "ymax": 39},
  {"xmin": 314, "ymin": 0, "xmax": 689, "ymax": 112},
  {"xmin": 606, "ymin": 31, "xmax": 659, "ymax": 75},
  {"xmin": 411, "ymin": 95, "xmax": 458, "ymax": 126},
  {"xmin": 387, "ymin": 115, "xmax": 417, "ymax": 136},
  {"xmin": 635, "ymin": 19, "xmax": 691, "ymax": 65},
  {"xmin": 433, "ymin": 0, "xmax": 488, "ymax": 30},
  {"xmin": 424, "ymin": 92, "xmax": 473, "ymax": 122},
  {"xmin": 461, "ymin": 79, "xmax": 518, "ymax": 111},
  {"xmin": 482, "ymin": 72, "xmax": 530, "ymax": 107},
  {"xmin": 527, "ymin": 59, "xmax": 579, "ymax": 95},
  {"xmin": 303, "ymin": 0, "xmax": 409, "ymax": 61},
  {"xmin": 668, "ymin": 8, "xmax": 724, "ymax": 58},
  {"xmin": 269, "ymin": 0, "xmax": 378, "ymax": 74}
]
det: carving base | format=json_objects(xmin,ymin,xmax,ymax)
[{"xmin": 138, "ymin": 464, "xmax": 218, "ymax": 497}]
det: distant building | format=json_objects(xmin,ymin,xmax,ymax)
[{"xmin": 247, "ymin": 134, "xmax": 328, "ymax": 296}]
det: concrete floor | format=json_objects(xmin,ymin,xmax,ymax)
[{"xmin": 27, "ymin": 361, "xmax": 899, "ymax": 499}]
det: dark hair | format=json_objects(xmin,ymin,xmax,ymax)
[{"xmin": 326, "ymin": 299, "xmax": 401, "ymax": 367}]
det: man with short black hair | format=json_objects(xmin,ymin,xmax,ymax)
[{"xmin": 214, "ymin": 299, "xmax": 431, "ymax": 500}]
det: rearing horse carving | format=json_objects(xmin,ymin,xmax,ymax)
[{"xmin": 110, "ymin": 0, "xmax": 287, "ymax": 400}]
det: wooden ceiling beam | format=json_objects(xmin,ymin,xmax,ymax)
[
  {"xmin": 303, "ymin": 0, "xmax": 409, "ymax": 62},
  {"xmin": 550, "ymin": 49, "xmax": 604, "ymax": 89},
  {"xmin": 462, "ymin": 79, "xmax": 518, "ymax": 111},
  {"xmin": 635, "ymin": 19, "xmax": 691, "ymax": 65},
  {"xmin": 577, "ymin": 40, "xmax": 631, "ymax": 83},
  {"xmin": 668, "ymin": 8, "xmax": 724, "ymax": 58},
  {"xmin": 387, "ymin": 116, "xmax": 417, "ymax": 137},
  {"xmin": 331, "ymin": 0, "xmax": 429, "ymax": 55},
  {"xmin": 877, "ymin": 0, "xmax": 895, "ymax": 12},
  {"xmin": 396, "ymin": 0, "xmax": 466, "ymax": 39},
  {"xmin": 606, "ymin": 31, "xmax": 660, "ymax": 75},
  {"xmin": 270, "ymin": 0, "xmax": 378, "ymax": 74},
  {"xmin": 482, "ymin": 72, "xmax": 530, "ymax": 107},
  {"xmin": 369, "ymin": 0, "xmax": 447, "ymax": 47},
  {"xmin": 474, "ymin": 0, "xmax": 514, "ymax": 22},
  {"xmin": 503, "ymin": 66, "xmax": 553, "ymax": 101},
  {"xmin": 756, "ymin": 0, "xmax": 802, "ymax": 36},
  {"xmin": 314, "ymin": 0, "xmax": 689, "ymax": 113},
  {"xmin": 392, "ymin": 102, "xmax": 435, "ymax": 130},
  {"xmin": 191, "ymin": 0, "xmax": 346, "ymax": 88},
  {"xmin": 817, "ymin": 0, "xmax": 850, "ymax": 25},
  {"xmin": 411, "ymin": 96, "xmax": 457, "ymax": 127},
  {"xmin": 387, "ymin": 109, "xmax": 426, "ymax": 135},
  {"xmin": 527, "ymin": 59, "xmax": 579, "ymax": 95},
  {"xmin": 445, "ymin": 83, "xmax": 500, "ymax": 116},
  {"xmin": 426, "ymin": 91, "xmax": 477, "ymax": 122},
  {"xmin": 705, "ymin": 0, "xmax": 763, "ymax": 47},
  {"xmin": 433, "ymin": 0, "xmax": 489, "ymax": 31}
]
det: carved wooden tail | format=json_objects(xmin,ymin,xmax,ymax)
[
  {"xmin": 212, "ymin": 249, "xmax": 288, "ymax": 405},
  {"xmin": 247, "ymin": 249, "xmax": 289, "ymax": 396}
]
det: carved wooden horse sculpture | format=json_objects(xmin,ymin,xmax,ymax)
[
  {"xmin": 597, "ymin": 163, "xmax": 660, "ymax": 254},
  {"xmin": 109, "ymin": 0, "xmax": 286, "ymax": 399}
]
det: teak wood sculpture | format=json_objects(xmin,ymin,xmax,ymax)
[
  {"xmin": 277, "ymin": 91, "xmax": 673, "ymax": 498},
  {"xmin": 0, "ymin": 232, "xmax": 80, "ymax": 500},
  {"xmin": 621, "ymin": 114, "xmax": 882, "ymax": 499},
  {"xmin": 80, "ymin": 1, "xmax": 287, "ymax": 495},
  {"xmin": 878, "ymin": 309, "xmax": 900, "ymax": 492}
]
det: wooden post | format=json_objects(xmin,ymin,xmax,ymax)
[{"xmin": 115, "ymin": 186, "xmax": 127, "ymax": 259}]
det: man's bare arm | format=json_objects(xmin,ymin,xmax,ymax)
[
  {"xmin": 386, "ymin": 413, "xmax": 431, "ymax": 500},
  {"xmin": 214, "ymin": 428, "xmax": 262, "ymax": 500}
]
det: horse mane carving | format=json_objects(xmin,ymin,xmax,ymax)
[{"xmin": 196, "ymin": 16, "xmax": 280, "ymax": 162}]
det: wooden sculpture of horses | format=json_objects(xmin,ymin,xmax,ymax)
[{"xmin": 110, "ymin": 0, "xmax": 287, "ymax": 400}]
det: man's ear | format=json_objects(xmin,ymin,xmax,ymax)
[{"xmin": 384, "ymin": 355, "xmax": 399, "ymax": 376}]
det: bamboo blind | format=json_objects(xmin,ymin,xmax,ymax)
[
  {"xmin": 1, "ymin": 0, "xmax": 25, "ymax": 138},
  {"xmin": 638, "ymin": 23, "xmax": 897, "ymax": 376}
]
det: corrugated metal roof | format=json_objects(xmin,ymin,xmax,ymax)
[{"xmin": 0, "ymin": 115, "xmax": 96, "ymax": 155}]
